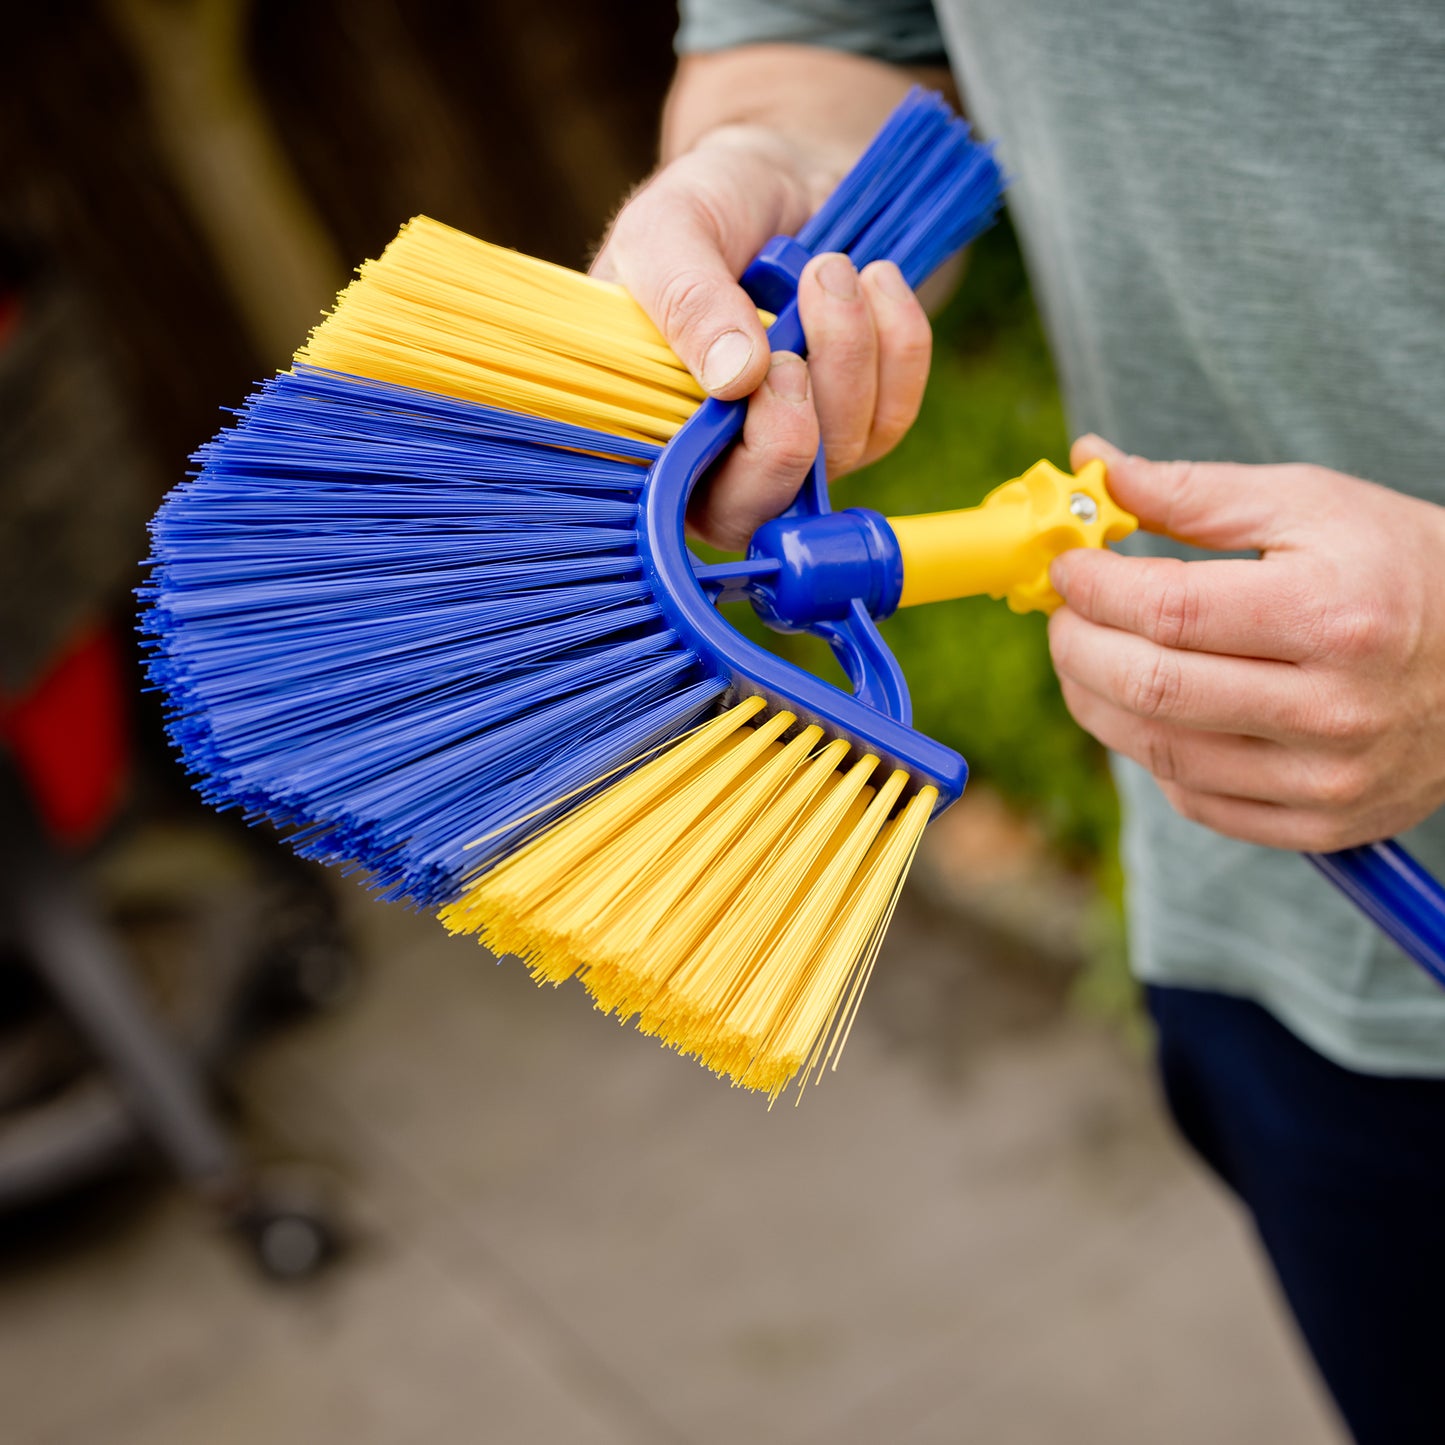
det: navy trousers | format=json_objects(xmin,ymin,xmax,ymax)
[{"xmin": 1146, "ymin": 985, "xmax": 1445, "ymax": 1444}]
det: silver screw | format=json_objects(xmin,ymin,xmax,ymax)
[{"xmin": 1069, "ymin": 491, "xmax": 1098, "ymax": 524}]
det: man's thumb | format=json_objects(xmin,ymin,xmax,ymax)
[
  {"xmin": 1070, "ymin": 434, "xmax": 1293, "ymax": 553},
  {"xmin": 592, "ymin": 181, "xmax": 772, "ymax": 402}
]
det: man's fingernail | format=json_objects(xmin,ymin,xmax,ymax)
[
  {"xmin": 765, "ymin": 352, "xmax": 810, "ymax": 404},
  {"xmin": 1049, "ymin": 555, "xmax": 1073, "ymax": 594},
  {"xmin": 701, "ymin": 329, "xmax": 755, "ymax": 394},
  {"xmin": 865, "ymin": 260, "xmax": 913, "ymax": 303},
  {"xmin": 816, "ymin": 253, "xmax": 860, "ymax": 300}
]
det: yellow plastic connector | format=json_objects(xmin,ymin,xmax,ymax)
[{"xmin": 888, "ymin": 458, "xmax": 1138, "ymax": 615}]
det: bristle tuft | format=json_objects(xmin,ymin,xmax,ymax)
[
  {"xmin": 441, "ymin": 703, "xmax": 938, "ymax": 1100},
  {"xmin": 796, "ymin": 87, "xmax": 1002, "ymax": 288},
  {"xmin": 140, "ymin": 369, "xmax": 724, "ymax": 905},
  {"xmin": 298, "ymin": 218, "xmax": 704, "ymax": 443}
]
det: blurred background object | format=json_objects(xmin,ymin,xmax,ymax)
[
  {"xmin": 1, "ymin": 0, "xmax": 680, "ymax": 1260},
  {"xmin": 0, "ymin": 177, "xmax": 351, "ymax": 1276},
  {"xmin": 0, "ymin": 2, "xmax": 1339, "ymax": 1441}
]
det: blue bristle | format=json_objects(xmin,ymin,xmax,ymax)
[
  {"xmin": 141, "ymin": 90, "xmax": 1005, "ymax": 909},
  {"xmin": 795, "ymin": 88, "xmax": 1003, "ymax": 285},
  {"xmin": 142, "ymin": 368, "xmax": 726, "ymax": 905}
]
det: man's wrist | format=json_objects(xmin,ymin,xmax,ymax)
[
  {"xmin": 663, "ymin": 45, "xmax": 917, "ymax": 181},
  {"xmin": 684, "ymin": 123, "xmax": 843, "ymax": 220}
]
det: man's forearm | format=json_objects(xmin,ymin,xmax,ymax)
[{"xmin": 662, "ymin": 45, "xmax": 950, "ymax": 208}]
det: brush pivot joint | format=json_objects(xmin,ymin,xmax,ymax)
[{"xmin": 747, "ymin": 508, "xmax": 904, "ymax": 632}]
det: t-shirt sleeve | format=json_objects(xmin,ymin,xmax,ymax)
[{"xmin": 676, "ymin": 0, "xmax": 948, "ymax": 67}]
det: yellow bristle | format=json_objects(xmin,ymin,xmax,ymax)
[
  {"xmin": 297, "ymin": 216, "xmax": 705, "ymax": 442},
  {"xmin": 442, "ymin": 702, "xmax": 937, "ymax": 1099},
  {"xmin": 640, "ymin": 767, "xmax": 876, "ymax": 1072},
  {"xmin": 521, "ymin": 710, "xmax": 797, "ymax": 977},
  {"xmin": 623, "ymin": 736, "xmax": 853, "ymax": 999},
  {"xmin": 760, "ymin": 786, "xmax": 935, "ymax": 1102},
  {"xmin": 438, "ymin": 698, "xmax": 766, "ymax": 976},
  {"xmin": 724, "ymin": 771, "xmax": 910, "ymax": 1095},
  {"xmin": 691, "ymin": 776, "xmax": 894, "ymax": 1095},
  {"xmin": 576, "ymin": 725, "xmax": 822, "ymax": 1018}
]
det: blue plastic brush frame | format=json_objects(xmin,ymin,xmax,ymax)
[
  {"xmin": 638, "ymin": 235, "xmax": 967, "ymax": 810},
  {"xmin": 640, "ymin": 235, "xmax": 1445, "ymax": 987}
]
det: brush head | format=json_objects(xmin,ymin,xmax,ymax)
[{"xmin": 142, "ymin": 89, "xmax": 1004, "ymax": 1098}]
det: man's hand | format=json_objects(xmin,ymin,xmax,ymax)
[
  {"xmin": 1048, "ymin": 436, "xmax": 1445, "ymax": 852},
  {"xmin": 591, "ymin": 48, "xmax": 935, "ymax": 550}
]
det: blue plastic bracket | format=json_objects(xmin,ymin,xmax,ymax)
[
  {"xmin": 690, "ymin": 555, "xmax": 779, "ymax": 607},
  {"xmin": 641, "ymin": 236, "xmax": 965, "ymax": 807}
]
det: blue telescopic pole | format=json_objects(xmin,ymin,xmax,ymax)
[{"xmin": 1305, "ymin": 842, "xmax": 1445, "ymax": 988}]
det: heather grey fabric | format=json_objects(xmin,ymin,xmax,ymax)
[
  {"xmin": 678, "ymin": 0, "xmax": 1445, "ymax": 1074},
  {"xmin": 679, "ymin": 0, "xmax": 948, "ymax": 65}
]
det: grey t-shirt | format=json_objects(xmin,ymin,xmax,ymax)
[{"xmin": 678, "ymin": 0, "xmax": 1445, "ymax": 1074}]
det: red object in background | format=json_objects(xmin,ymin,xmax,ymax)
[
  {"xmin": 0, "ymin": 293, "xmax": 21, "ymax": 347},
  {"xmin": 1, "ymin": 625, "xmax": 130, "ymax": 848}
]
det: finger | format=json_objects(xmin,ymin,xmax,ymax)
[
  {"xmin": 687, "ymin": 352, "xmax": 819, "ymax": 550},
  {"xmin": 595, "ymin": 172, "xmax": 772, "ymax": 401},
  {"xmin": 1060, "ymin": 677, "xmax": 1278, "ymax": 798},
  {"xmin": 1058, "ymin": 678, "xmax": 1373, "ymax": 811},
  {"xmin": 858, "ymin": 260, "xmax": 932, "ymax": 467},
  {"xmin": 797, "ymin": 252, "xmax": 878, "ymax": 478},
  {"xmin": 1070, "ymin": 434, "xmax": 1314, "ymax": 554},
  {"xmin": 1048, "ymin": 548, "xmax": 1323, "ymax": 661},
  {"xmin": 1152, "ymin": 782, "xmax": 1382, "ymax": 853},
  {"xmin": 1048, "ymin": 607, "xmax": 1315, "ymax": 739}
]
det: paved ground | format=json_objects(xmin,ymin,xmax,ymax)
[{"xmin": 1, "ymin": 875, "xmax": 1341, "ymax": 1445}]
